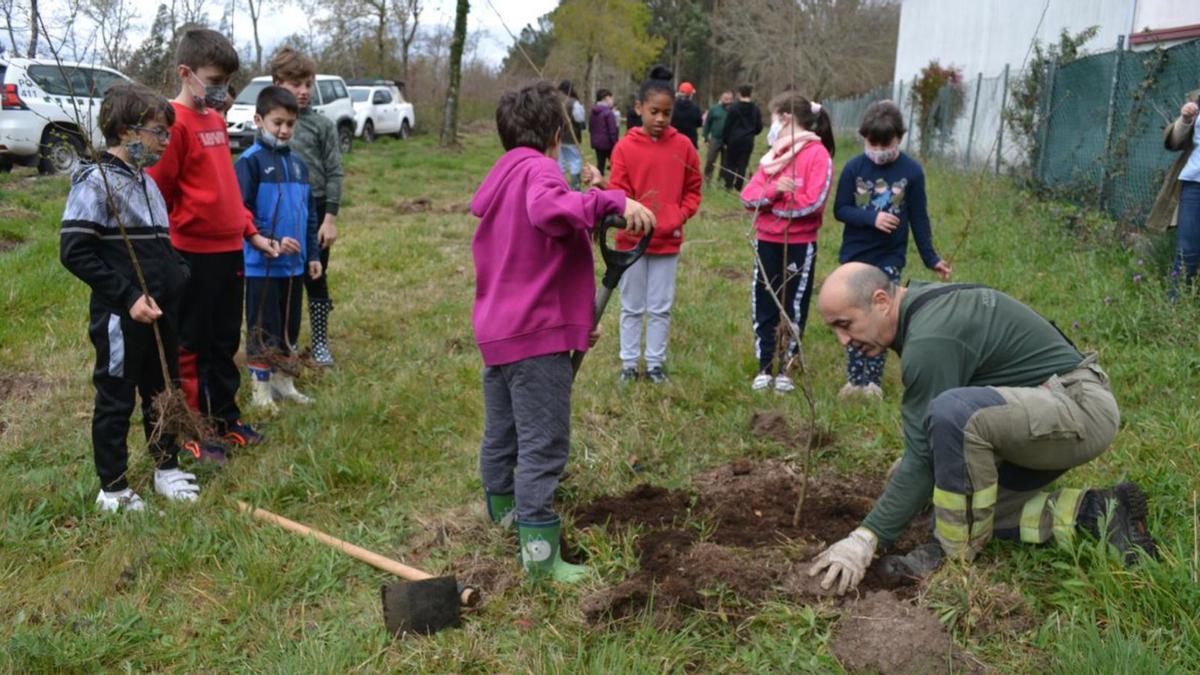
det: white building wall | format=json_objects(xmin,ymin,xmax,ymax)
[
  {"xmin": 1134, "ymin": 0, "xmax": 1200, "ymax": 33},
  {"xmin": 893, "ymin": 0, "xmax": 1134, "ymax": 83}
]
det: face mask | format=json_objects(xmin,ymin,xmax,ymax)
[
  {"xmin": 123, "ymin": 140, "xmax": 161, "ymax": 169},
  {"xmin": 865, "ymin": 147, "xmax": 900, "ymax": 165},
  {"xmin": 767, "ymin": 118, "xmax": 783, "ymax": 146},
  {"xmin": 261, "ymin": 128, "xmax": 289, "ymax": 149},
  {"xmin": 187, "ymin": 70, "xmax": 229, "ymax": 110}
]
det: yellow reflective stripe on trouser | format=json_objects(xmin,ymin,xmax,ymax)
[
  {"xmin": 1020, "ymin": 493, "xmax": 1050, "ymax": 543},
  {"xmin": 936, "ymin": 518, "xmax": 969, "ymax": 545},
  {"xmin": 1051, "ymin": 488, "xmax": 1085, "ymax": 545},
  {"xmin": 933, "ymin": 487, "xmax": 967, "ymax": 511},
  {"xmin": 973, "ymin": 484, "xmax": 998, "ymax": 510}
]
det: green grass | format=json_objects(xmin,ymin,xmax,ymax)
[{"xmin": 1, "ymin": 133, "xmax": 1198, "ymax": 673}]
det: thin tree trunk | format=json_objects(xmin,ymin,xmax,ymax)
[
  {"xmin": 439, "ymin": 0, "xmax": 468, "ymax": 147},
  {"xmin": 26, "ymin": 0, "xmax": 38, "ymax": 57},
  {"xmin": 585, "ymin": 51, "xmax": 598, "ymax": 112}
]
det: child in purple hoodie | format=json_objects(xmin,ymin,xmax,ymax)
[{"xmin": 471, "ymin": 81, "xmax": 655, "ymax": 583}]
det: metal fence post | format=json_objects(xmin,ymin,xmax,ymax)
[
  {"xmin": 964, "ymin": 72, "xmax": 983, "ymax": 170},
  {"xmin": 996, "ymin": 63, "xmax": 1009, "ymax": 175},
  {"xmin": 1099, "ymin": 35, "xmax": 1126, "ymax": 210},
  {"xmin": 1035, "ymin": 58, "xmax": 1059, "ymax": 183}
]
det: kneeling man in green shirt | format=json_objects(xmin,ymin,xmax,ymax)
[{"xmin": 809, "ymin": 262, "xmax": 1157, "ymax": 594}]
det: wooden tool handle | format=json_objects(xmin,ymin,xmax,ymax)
[{"xmin": 237, "ymin": 500, "xmax": 433, "ymax": 582}]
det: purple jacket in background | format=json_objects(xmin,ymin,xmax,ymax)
[
  {"xmin": 470, "ymin": 147, "xmax": 626, "ymax": 367},
  {"xmin": 589, "ymin": 103, "xmax": 620, "ymax": 151}
]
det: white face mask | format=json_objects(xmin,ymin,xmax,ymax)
[
  {"xmin": 767, "ymin": 118, "xmax": 783, "ymax": 145},
  {"xmin": 865, "ymin": 146, "xmax": 900, "ymax": 165}
]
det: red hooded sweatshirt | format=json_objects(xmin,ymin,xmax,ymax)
[
  {"xmin": 147, "ymin": 102, "xmax": 257, "ymax": 254},
  {"xmin": 609, "ymin": 125, "xmax": 703, "ymax": 255}
]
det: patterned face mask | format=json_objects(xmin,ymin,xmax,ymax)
[
  {"xmin": 123, "ymin": 140, "xmax": 162, "ymax": 169},
  {"xmin": 186, "ymin": 69, "xmax": 229, "ymax": 110},
  {"xmin": 865, "ymin": 146, "xmax": 900, "ymax": 165},
  {"xmin": 767, "ymin": 117, "xmax": 783, "ymax": 145}
]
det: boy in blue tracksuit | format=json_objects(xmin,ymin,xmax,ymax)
[
  {"xmin": 834, "ymin": 100, "xmax": 952, "ymax": 399},
  {"xmin": 235, "ymin": 86, "xmax": 322, "ymax": 411}
]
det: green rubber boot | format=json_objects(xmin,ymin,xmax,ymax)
[
  {"xmin": 517, "ymin": 517, "xmax": 591, "ymax": 584},
  {"xmin": 485, "ymin": 492, "xmax": 516, "ymax": 527}
]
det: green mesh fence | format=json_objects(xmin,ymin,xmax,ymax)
[{"xmin": 1037, "ymin": 39, "xmax": 1200, "ymax": 225}]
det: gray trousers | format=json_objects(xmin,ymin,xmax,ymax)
[
  {"xmin": 619, "ymin": 253, "xmax": 680, "ymax": 370},
  {"xmin": 479, "ymin": 352, "xmax": 573, "ymax": 522}
]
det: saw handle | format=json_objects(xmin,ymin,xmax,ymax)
[{"xmin": 236, "ymin": 500, "xmax": 478, "ymax": 607}]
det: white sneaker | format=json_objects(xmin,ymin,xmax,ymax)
[
  {"xmin": 271, "ymin": 373, "xmax": 312, "ymax": 404},
  {"xmin": 773, "ymin": 375, "xmax": 796, "ymax": 393},
  {"xmin": 250, "ymin": 376, "xmax": 278, "ymax": 413},
  {"xmin": 752, "ymin": 373, "xmax": 774, "ymax": 391},
  {"xmin": 154, "ymin": 468, "xmax": 200, "ymax": 502},
  {"xmin": 96, "ymin": 488, "xmax": 145, "ymax": 512},
  {"xmin": 838, "ymin": 382, "xmax": 884, "ymax": 400}
]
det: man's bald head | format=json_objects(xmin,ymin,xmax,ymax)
[{"xmin": 821, "ymin": 262, "xmax": 896, "ymax": 311}]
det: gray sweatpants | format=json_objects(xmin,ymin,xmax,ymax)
[
  {"xmin": 479, "ymin": 352, "xmax": 573, "ymax": 523},
  {"xmin": 618, "ymin": 253, "xmax": 679, "ymax": 370}
]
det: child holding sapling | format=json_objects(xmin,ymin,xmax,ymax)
[
  {"xmin": 606, "ymin": 64, "xmax": 703, "ymax": 384},
  {"xmin": 147, "ymin": 28, "xmax": 279, "ymax": 462},
  {"xmin": 60, "ymin": 83, "xmax": 199, "ymax": 511},
  {"xmin": 741, "ymin": 92, "xmax": 835, "ymax": 394},
  {"xmin": 235, "ymin": 86, "xmax": 323, "ymax": 412},
  {"xmin": 471, "ymin": 81, "xmax": 655, "ymax": 583},
  {"xmin": 833, "ymin": 100, "xmax": 952, "ymax": 400}
]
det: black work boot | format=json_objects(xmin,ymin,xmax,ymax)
[
  {"xmin": 879, "ymin": 540, "xmax": 945, "ymax": 583},
  {"xmin": 1076, "ymin": 482, "xmax": 1158, "ymax": 565}
]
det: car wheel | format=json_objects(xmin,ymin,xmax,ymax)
[
  {"xmin": 0, "ymin": 157, "xmax": 12, "ymax": 173},
  {"xmin": 338, "ymin": 124, "xmax": 353, "ymax": 154},
  {"xmin": 39, "ymin": 128, "xmax": 84, "ymax": 175},
  {"xmin": 363, "ymin": 120, "xmax": 375, "ymax": 144},
  {"xmin": 398, "ymin": 119, "xmax": 411, "ymax": 140}
]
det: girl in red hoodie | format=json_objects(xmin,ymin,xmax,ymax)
[
  {"xmin": 608, "ymin": 65, "xmax": 703, "ymax": 383},
  {"xmin": 740, "ymin": 92, "xmax": 835, "ymax": 393}
]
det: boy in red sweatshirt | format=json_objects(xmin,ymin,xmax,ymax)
[{"xmin": 148, "ymin": 28, "xmax": 279, "ymax": 463}]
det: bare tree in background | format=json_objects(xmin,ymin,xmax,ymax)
[
  {"xmin": 85, "ymin": 0, "xmax": 139, "ymax": 69},
  {"xmin": 360, "ymin": 0, "xmax": 390, "ymax": 73},
  {"xmin": 715, "ymin": 0, "xmax": 897, "ymax": 99},
  {"xmin": 243, "ymin": 0, "xmax": 269, "ymax": 71},
  {"xmin": 2, "ymin": 0, "xmax": 25, "ymax": 55},
  {"xmin": 394, "ymin": 0, "xmax": 420, "ymax": 81},
  {"xmin": 178, "ymin": 0, "xmax": 209, "ymax": 27},
  {"xmin": 439, "ymin": 0, "xmax": 466, "ymax": 146},
  {"xmin": 26, "ymin": 0, "xmax": 37, "ymax": 55}
]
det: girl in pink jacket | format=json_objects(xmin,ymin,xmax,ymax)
[{"xmin": 740, "ymin": 93, "xmax": 835, "ymax": 393}]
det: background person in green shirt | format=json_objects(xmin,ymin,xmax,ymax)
[
  {"xmin": 807, "ymin": 262, "xmax": 1157, "ymax": 595},
  {"xmin": 701, "ymin": 90, "xmax": 732, "ymax": 183}
]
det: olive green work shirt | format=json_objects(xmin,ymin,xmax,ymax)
[{"xmin": 861, "ymin": 282, "xmax": 1084, "ymax": 545}]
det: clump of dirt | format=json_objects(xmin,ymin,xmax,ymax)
[
  {"xmin": 830, "ymin": 590, "xmax": 978, "ymax": 674},
  {"xmin": 394, "ymin": 197, "xmax": 472, "ymax": 215},
  {"xmin": 715, "ymin": 267, "xmax": 746, "ymax": 281},
  {"xmin": 0, "ymin": 231, "xmax": 24, "ymax": 253},
  {"xmin": 0, "ymin": 373, "xmax": 45, "ymax": 435},
  {"xmin": 572, "ymin": 484, "xmax": 692, "ymax": 530},
  {"xmin": 574, "ymin": 460, "xmax": 932, "ymax": 622},
  {"xmin": 749, "ymin": 411, "xmax": 834, "ymax": 449}
]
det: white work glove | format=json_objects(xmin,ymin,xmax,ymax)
[{"xmin": 808, "ymin": 527, "xmax": 878, "ymax": 595}]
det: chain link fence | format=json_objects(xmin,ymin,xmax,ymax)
[{"xmin": 826, "ymin": 38, "xmax": 1200, "ymax": 227}]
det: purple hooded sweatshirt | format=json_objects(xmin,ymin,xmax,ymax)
[{"xmin": 471, "ymin": 147, "xmax": 626, "ymax": 367}]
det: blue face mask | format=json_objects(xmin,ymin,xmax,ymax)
[{"xmin": 260, "ymin": 129, "xmax": 289, "ymax": 149}]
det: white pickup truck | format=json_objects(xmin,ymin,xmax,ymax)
[
  {"xmin": 226, "ymin": 74, "xmax": 358, "ymax": 154},
  {"xmin": 0, "ymin": 56, "xmax": 132, "ymax": 174},
  {"xmin": 346, "ymin": 79, "xmax": 414, "ymax": 142}
]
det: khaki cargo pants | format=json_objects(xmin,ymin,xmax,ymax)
[{"xmin": 924, "ymin": 353, "xmax": 1119, "ymax": 559}]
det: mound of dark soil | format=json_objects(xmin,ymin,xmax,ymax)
[{"xmin": 574, "ymin": 460, "xmax": 931, "ymax": 622}]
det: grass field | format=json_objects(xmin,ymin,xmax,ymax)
[{"xmin": 1, "ymin": 132, "xmax": 1198, "ymax": 673}]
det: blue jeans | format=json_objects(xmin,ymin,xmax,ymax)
[
  {"xmin": 845, "ymin": 264, "xmax": 902, "ymax": 386},
  {"xmin": 1171, "ymin": 180, "xmax": 1200, "ymax": 298}
]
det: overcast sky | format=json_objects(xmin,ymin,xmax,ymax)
[{"xmin": 9, "ymin": 0, "xmax": 558, "ymax": 68}]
